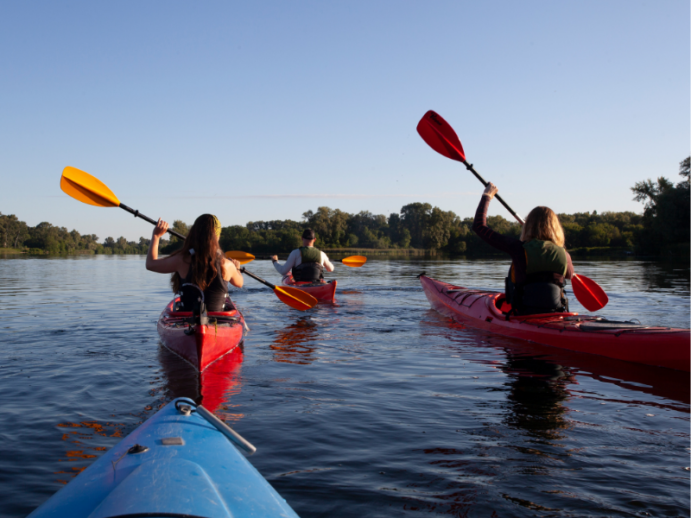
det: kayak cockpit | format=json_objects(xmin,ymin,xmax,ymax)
[{"xmin": 491, "ymin": 293, "xmax": 580, "ymax": 321}]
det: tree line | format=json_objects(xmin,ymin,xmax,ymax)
[{"xmin": 2, "ymin": 157, "xmax": 687, "ymax": 257}]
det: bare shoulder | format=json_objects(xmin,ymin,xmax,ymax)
[{"xmin": 221, "ymin": 257, "xmax": 236, "ymax": 278}]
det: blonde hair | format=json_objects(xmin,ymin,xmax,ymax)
[{"xmin": 520, "ymin": 206, "xmax": 565, "ymax": 247}]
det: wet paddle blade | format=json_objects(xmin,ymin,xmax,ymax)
[
  {"xmin": 416, "ymin": 110, "xmax": 466, "ymax": 162},
  {"xmin": 572, "ymin": 273, "xmax": 608, "ymax": 311},
  {"xmin": 225, "ymin": 251, "xmax": 255, "ymax": 265},
  {"xmin": 341, "ymin": 255, "xmax": 367, "ymax": 267},
  {"xmin": 274, "ymin": 286, "xmax": 318, "ymax": 311},
  {"xmin": 61, "ymin": 166, "xmax": 120, "ymax": 208}
]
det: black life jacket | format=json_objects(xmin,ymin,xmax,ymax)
[
  {"xmin": 505, "ymin": 240, "xmax": 569, "ymax": 315},
  {"xmin": 292, "ymin": 246, "xmax": 324, "ymax": 283},
  {"xmin": 178, "ymin": 257, "xmax": 230, "ymax": 313}
]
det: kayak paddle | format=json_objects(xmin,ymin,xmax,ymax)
[
  {"xmin": 341, "ymin": 255, "xmax": 367, "ymax": 267},
  {"xmin": 417, "ymin": 111, "xmax": 525, "ymax": 225},
  {"xmin": 416, "ymin": 111, "xmax": 609, "ymax": 311},
  {"xmin": 60, "ymin": 166, "xmax": 317, "ymax": 311},
  {"xmin": 225, "ymin": 251, "xmax": 255, "ymax": 265},
  {"xmin": 61, "ymin": 166, "xmax": 186, "ymax": 240},
  {"xmin": 240, "ymin": 268, "xmax": 318, "ymax": 311},
  {"xmin": 571, "ymin": 274, "xmax": 609, "ymax": 312}
]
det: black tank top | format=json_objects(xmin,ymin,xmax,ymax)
[{"xmin": 179, "ymin": 258, "xmax": 228, "ymax": 312}]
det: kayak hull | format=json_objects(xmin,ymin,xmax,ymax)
[
  {"xmin": 28, "ymin": 398, "xmax": 299, "ymax": 518},
  {"xmin": 283, "ymin": 275, "xmax": 337, "ymax": 303},
  {"xmin": 157, "ymin": 298, "xmax": 246, "ymax": 371},
  {"xmin": 420, "ymin": 275, "xmax": 690, "ymax": 372}
]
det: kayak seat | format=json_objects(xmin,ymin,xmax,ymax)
[{"xmin": 495, "ymin": 294, "xmax": 512, "ymax": 314}]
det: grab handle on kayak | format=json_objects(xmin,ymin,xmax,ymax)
[{"xmin": 195, "ymin": 404, "xmax": 257, "ymax": 455}]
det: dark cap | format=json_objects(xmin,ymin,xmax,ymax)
[{"xmin": 302, "ymin": 228, "xmax": 316, "ymax": 240}]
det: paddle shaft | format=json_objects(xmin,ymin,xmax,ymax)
[
  {"xmin": 118, "ymin": 203, "xmax": 186, "ymax": 240},
  {"xmin": 461, "ymin": 161, "xmax": 525, "ymax": 225},
  {"xmin": 240, "ymin": 267, "xmax": 277, "ymax": 289},
  {"xmin": 119, "ymin": 206, "xmax": 276, "ymax": 293}
]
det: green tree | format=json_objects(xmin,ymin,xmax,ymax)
[{"xmin": 631, "ymin": 157, "xmax": 690, "ymax": 255}]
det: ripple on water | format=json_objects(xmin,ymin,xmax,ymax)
[{"xmin": 0, "ymin": 256, "xmax": 688, "ymax": 517}]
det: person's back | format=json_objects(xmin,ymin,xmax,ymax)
[
  {"xmin": 178, "ymin": 256, "xmax": 229, "ymax": 312},
  {"xmin": 271, "ymin": 228, "xmax": 335, "ymax": 283},
  {"xmin": 145, "ymin": 214, "xmax": 244, "ymax": 313},
  {"xmin": 472, "ymin": 183, "xmax": 573, "ymax": 315}
]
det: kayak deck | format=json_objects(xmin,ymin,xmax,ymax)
[
  {"xmin": 420, "ymin": 275, "xmax": 690, "ymax": 371},
  {"xmin": 28, "ymin": 398, "xmax": 299, "ymax": 518}
]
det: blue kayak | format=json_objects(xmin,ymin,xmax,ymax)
[{"xmin": 29, "ymin": 398, "xmax": 299, "ymax": 518}]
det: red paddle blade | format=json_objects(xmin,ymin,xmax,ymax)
[
  {"xmin": 571, "ymin": 274, "xmax": 609, "ymax": 311},
  {"xmin": 416, "ymin": 110, "xmax": 466, "ymax": 162}
]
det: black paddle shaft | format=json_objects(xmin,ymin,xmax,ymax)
[
  {"xmin": 118, "ymin": 203, "xmax": 186, "ymax": 240},
  {"xmin": 240, "ymin": 267, "xmax": 277, "ymax": 289},
  {"xmin": 461, "ymin": 161, "xmax": 525, "ymax": 225}
]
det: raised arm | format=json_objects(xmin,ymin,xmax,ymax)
[
  {"xmin": 471, "ymin": 183, "xmax": 521, "ymax": 255},
  {"xmin": 145, "ymin": 219, "xmax": 183, "ymax": 273}
]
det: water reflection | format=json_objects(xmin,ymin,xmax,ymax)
[
  {"xmin": 501, "ymin": 355, "xmax": 574, "ymax": 441},
  {"xmin": 54, "ymin": 420, "xmax": 125, "ymax": 485},
  {"xmin": 640, "ymin": 260, "xmax": 690, "ymax": 293},
  {"xmin": 271, "ymin": 317, "xmax": 318, "ymax": 365},
  {"xmin": 157, "ymin": 345, "xmax": 244, "ymax": 416}
]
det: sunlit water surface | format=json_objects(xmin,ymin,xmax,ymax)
[{"xmin": 1, "ymin": 256, "xmax": 689, "ymax": 517}]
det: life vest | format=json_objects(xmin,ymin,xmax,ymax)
[
  {"xmin": 292, "ymin": 246, "xmax": 324, "ymax": 283},
  {"xmin": 178, "ymin": 257, "xmax": 230, "ymax": 313},
  {"xmin": 505, "ymin": 240, "xmax": 569, "ymax": 315}
]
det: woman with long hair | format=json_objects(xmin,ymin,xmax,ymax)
[
  {"xmin": 472, "ymin": 183, "xmax": 574, "ymax": 315},
  {"xmin": 145, "ymin": 214, "xmax": 243, "ymax": 312}
]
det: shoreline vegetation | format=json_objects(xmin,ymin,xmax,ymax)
[{"xmin": 2, "ymin": 158, "xmax": 688, "ymax": 260}]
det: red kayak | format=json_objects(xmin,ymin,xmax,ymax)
[
  {"xmin": 282, "ymin": 274, "xmax": 337, "ymax": 303},
  {"xmin": 420, "ymin": 275, "xmax": 690, "ymax": 372},
  {"xmin": 157, "ymin": 297, "xmax": 246, "ymax": 371}
]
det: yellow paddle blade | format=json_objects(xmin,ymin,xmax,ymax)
[
  {"xmin": 60, "ymin": 166, "xmax": 120, "ymax": 208},
  {"xmin": 225, "ymin": 251, "xmax": 255, "ymax": 265},
  {"xmin": 274, "ymin": 286, "xmax": 318, "ymax": 311},
  {"xmin": 341, "ymin": 255, "xmax": 367, "ymax": 267}
]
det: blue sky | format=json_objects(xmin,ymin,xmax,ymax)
[{"xmin": 1, "ymin": 1, "xmax": 688, "ymax": 241}]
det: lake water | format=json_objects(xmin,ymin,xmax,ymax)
[{"xmin": 1, "ymin": 256, "xmax": 689, "ymax": 517}]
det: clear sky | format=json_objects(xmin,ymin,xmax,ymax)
[{"xmin": 1, "ymin": 1, "xmax": 688, "ymax": 241}]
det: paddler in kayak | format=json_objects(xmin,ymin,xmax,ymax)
[
  {"xmin": 145, "ymin": 214, "xmax": 243, "ymax": 312},
  {"xmin": 270, "ymin": 228, "xmax": 335, "ymax": 283},
  {"xmin": 472, "ymin": 183, "xmax": 574, "ymax": 315}
]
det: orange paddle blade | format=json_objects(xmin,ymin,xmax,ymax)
[
  {"xmin": 60, "ymin": 166, "xmax": 120, "ymax": 208},
  {"xmin": 274, "ymin": 286, "xmax": 318, "ymax": 311},
  {"xmin": 225, "ymin": 251, "xmax": 255, "ymax": 265},
  {"xmin": 572, "ymin": 273, "xmax": 608, "ymax": 311},
  {"xmin": 342, "ymin": 255, "xmax": 367, "ymax": 267}
]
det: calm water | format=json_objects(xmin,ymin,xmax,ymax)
[{"xmin": 1, "ymin": 256, "xmax": 689, "ymax": 517}]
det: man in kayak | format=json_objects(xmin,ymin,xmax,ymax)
[
  {"xmin": 271, "ymin": 228, "xmax": 335, "ymax": 283},
  {"xmin": 472, "ymin": 183, "xmax": 574, "ymax": 315},
  {"xmin": 146, "ymin": 214, "xmax": 243, "ymax": 312}
]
